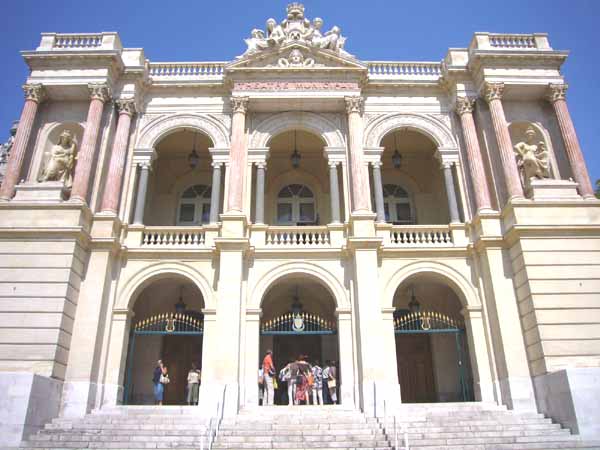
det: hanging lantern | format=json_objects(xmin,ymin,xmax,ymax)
[
  {"xmin": 392, "ymin": 132, "xmax": 402, "ymax": 169},
  {"xmin": 188, "ymin": 130, "xmax": 200, "ymax": 169},
  {"xmin": 408, "ymin": 285, "xmax": 421, "ymax": 313},
  {"xmin": 290, "ymin": 130, "xmax": 301, "ymax": 168}
]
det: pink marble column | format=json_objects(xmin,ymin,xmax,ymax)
[
  {"xmin": 0, "ymin": 84, "xmax": 46, "ymax": 201},
  {"xmin": 455, "ymin": 96, "xmax": 493, "ymax": 211},
  {"xmin": 547, "ymin": 83, "xmax": 594, "ymax": 198},
  {"xmin": 100, "ymin": 99, "xmax": 136, "ymax": 213},
  {"xmin": 345, "ymin": 96, "xmax": 371, "ymax": 213},
  {"xmin": 70, "ymin": 83, "xmax": 110, "ymax": 203},
  {"xmin": 483, "ymin": 82, "xmax": 523, "ymax": 200},
  {"xmin": 226, "ymin": 96, "xmax": 249, "ymax": 213}
]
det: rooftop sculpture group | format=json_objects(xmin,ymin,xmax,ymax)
[{"xmin": 237, "ymin": 3, "xmax": 353, "ymax": 60}]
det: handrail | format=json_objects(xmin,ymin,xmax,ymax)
[
  {"xmin": 383, "ymin": 400, "xmax": 409, "ymax": 450},
  {"xmin": 201, "ymin": 385, "xmax": 225, "ymax": 450}
]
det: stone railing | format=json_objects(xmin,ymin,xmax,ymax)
[
  {"xmin": 489, "ymin": 34, "xmax": 536, "ymax": 49},
  {"xmin": 387, "ymin": 225, "xmax": 454, "ymax": 247},
  {"xmin": 140, "ymin": 226, "xmax": 206, "ymax": 247},
  {"xmin": 367, "ymin": 61, "xmax": 442, "ymax": 81},
  {"xmin": 36, "ymin": 32, "xmax": 122, "ymax": 51},
  {"xmin": 471, "ymin": 33, "xmax": 551, "ymax": 51},
  {"xmin": 148, "ymin": 62, "xmax": 226, "ymax": 81},
  {"xmin": 265, "ymin": 226, "xmax": 331, "ymax": 247}
]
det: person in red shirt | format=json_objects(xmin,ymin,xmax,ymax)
[{"xmin": 262, "ymin": 350, "xmax": 275, "ymax": 405}]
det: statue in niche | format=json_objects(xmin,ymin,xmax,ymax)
[
  {"xmin": 40, "ymin": 130, "xmax": 77, "ymax": 188},
  {"xmin": 513, "ymin": 126, "xmax": 550, "ymax": 187}
]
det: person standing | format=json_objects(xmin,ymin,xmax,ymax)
[
  {"xmin": 186, "ymin": 363, "xmax": 200, "ymax": 405},
  {"xmin": 153, "ymin": 360, "xmax": 169, "ymax": 405},
  {"xmin": 327, "ymin": 360, "xmax": 338, "ymax": 404},
  {"xmin": 262, "ymin": 350, "xmax": 275, "ymax": 406},
  {"xmin": 311, "ymin": 360, "xmax": 323, "ymax": 405}
]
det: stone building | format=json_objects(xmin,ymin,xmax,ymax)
[{"xmin": 1, "ymin": 4, "xmax": 599, "ymax": 448}]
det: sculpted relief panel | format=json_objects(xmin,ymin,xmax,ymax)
[
  {"xmin": 513, "ymin": 125, "xmax": 551, "ymax": 192},
  {"xmin": 39, "ymin": 130, "xmax": 78, "ymax": 188}
]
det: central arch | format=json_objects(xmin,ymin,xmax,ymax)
[{"xmin": 249, "ymin": 112, "xmax": 346, "ymax": 149}]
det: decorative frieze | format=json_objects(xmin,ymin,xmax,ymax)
[{"xmin": 234, "ymin": 81, "xmax": 359, "ymax": 91}]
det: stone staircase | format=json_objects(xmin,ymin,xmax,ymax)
[
  {"xmin": 380, "ymin": 403, "xmax": 600, "ymax": 450},
  {"xmin": 17, "ymin": 402, "xmax": 600, "ymax": 450}
]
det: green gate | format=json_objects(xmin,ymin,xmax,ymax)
[
  {"xmin": 123, "ymin": 312, "xmax": 204, "ymax": 404},
  {"xmin": 394, "ymin": 310, "xmax": 473, "ymax": 402}
]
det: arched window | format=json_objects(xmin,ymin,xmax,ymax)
[
  {"xmin": 383, "ymin": 184, "xmax": 413, "ymax": 224},
  {"xmin": 177, "ymin": 185, "xmax": 212, "ymax": 225},
  {"xmin": 276, "ymin": 184, "xmax": 316, "ymax": 225}
]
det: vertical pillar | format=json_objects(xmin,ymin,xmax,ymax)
[
  {"xmin": 254, "ymin": 162, "xmax": 266, "ymax": 224},
  {"xmin": 483, "ymin": 82, "xmax": 523, "ymax": 200},
  {"xmin": 547, "ymin": 83, "xmax": 594, "ymax": 198},
  {"xmin": 462, "ymin": 306, "xmax": 496, "ymax": 403},
  {"xmin": 101, "ymin": 310, "xmax": 132, "ymax": 406},
  {"xmin": 442, "ymin": 162, "xmax": 461, "ymax": 223},
  {"xmin": 71, "ymin": 83, "xmax": 111, "ymax": 203},
  {"xmin": 209, "ymin": 162, "xmax": 223, "ymax": 223},
  {"xmin": 371, "ymin": 162, "xmax": 386, "ymax": 223},
  {"xmin": 242, "ymin": 309, "xmax": 261, "ymax": 407},
  {"xmin": 345, "ymin": 96, "xmax": 371, "ymax": 213},
  {"xmin": 133, "ymin": 162, "xmax": 151, "ymax": 225},
  {"xmin": 0, "ymin": 84, "xmax": 46, "ymax": 201},
  {"xmin": 455, "ymin": 96, "xmax": 493, "ymax": 211},
  {"xmin": 337, "ymin": 309, "xmax": 356, "ymax": 408},
  {"xmin": 100, "ymin": 99, "xmax": 136, "ymax": 213},
  {"xmin": 328, "ymin": 161, "xmax": 341, "ymax": 223},
  {"xmin": 226, "ymin": 96, "xmax": 249, "ymax": 213}
]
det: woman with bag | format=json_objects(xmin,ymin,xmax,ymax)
[
  {"xmin": 327, "ymin": 360, "xmax": 337, "ymax": 404},
  {"xmin": 152, "ymin": 360, "xmax": 169, "ymax": 405}
]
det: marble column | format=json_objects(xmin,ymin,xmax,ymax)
[
  {"xmin": 328, "ymin": 161, "xmax": 341, "ymax": 223},
  {"xmin": 0, "ymin": 84, "xmax": 46, "ymax": 201},
  {"xmin": 345, "ymin": 96, "xmax": 371, "ymax": 213},
  {"xmin": 547, "ymin": 83, "xmax": 594, "ymax": 198},
  {"xmin": 442, "ymin": 162, "xmax": 461, "ymax": 223},
  {"xmin": 226, "ymin": 96, "xmax": 249, "ymax": 213},
  {"xmin": 71, "ymin": 83, "xmax": 111, "ymax": 203},
  {"xmin": 371, "ymin": 162, "xmax": 386, "ymax": 223},
  {"xmin": 483, "ymin": 82, "xmax": 523, "ymax": 200},
  {"xmin": 100, "ymin": 99, "xmax": 136, "ymax": 214},
  {"xmin": 133, "ymin": 163, "xmax": 151, "ymax": 224},
  {"xmin": 209, "ymin": 162, "xmax": 223, "ymax": 223},
  {"xmin": 455, "ymin": 96, "xmax": 493, "ymax": 211},
  {"xmin": 254, "ymin": 162, "xmax": 266, "ymax": 224}
]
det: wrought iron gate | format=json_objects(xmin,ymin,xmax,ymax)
[
  {"xmin": 260, "ymin": 311, "xmax": 336, "ymax": 335},
  {"xmin": 394, "ymin": 310, "xmax": 473, "ymax": 402},
  {"xmin": 123, "ymin": 312, "xmax": 204, "ymax": 404}
]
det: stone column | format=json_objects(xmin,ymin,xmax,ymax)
[
  {"xmin": 71, "ymin": 83, "xmax": 111, "ymax": 203},
  {"xmin": 254, "ymin": 162, "xmax": 266, "ymax": 224},
  {"xmin": 337, "ymin": 309, "xmax": 356, "ymax": 407},
  {"xmin": 547, "ymin": 83, "xmax": 594, "ymax": 198},
  {"xmin": 242, "ymin": 309, "xmax": 261, "ymax": 407},
  {"xmin": 345, "ymin": 96, "xmax": 371, "ymax": 213},
  {"xmin": 483, "ymin": 82, "xmax": 523, "ymax": 200},
  {"xmin": 100, "ymin": 99, "xmax": 136, "ymax": 214},
  {"xmin": 226, "ymin": 96, "xmax": 249, "ymax": 213},
  {"xmin": 371, "ymin": 162, "xmax": 386, "ymax": 223},
  {"xmin": 209, "ymin": 162, "xmax": 223, "ymax": 223},
  {"xmin": 442, "ymin": 162, "xmax": 461, "ymax": 223},
  {"xmin": 102, "ymin": 310, "xmax": 132, "ymax": 406},
  {"xmin": 328, "ymin": 161, "xmax": 341, "ymax": 224},
  {"xmin": 462, "ymin": 306, "xmax": 496, "ymax": 403},
  {"xmin": 0, "ymin": 84, "xmax": 46, "ymax": 201},
  {"xmin": 133, "ymin": 163, "xmax": 151, "ymax": 225},
  {"xmin": 455, "ymin": 96, "xmax": 493, "ymax": 211}
]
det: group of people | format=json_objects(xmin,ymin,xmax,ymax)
[
  {"xmin": 152, "ymin": 359, "xmax": 201, "ymax": 405},
  {"xmin": 260, "ymin": 350, "xmax": 338, "ymax": 406}
]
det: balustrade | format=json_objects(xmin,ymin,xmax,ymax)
[
  {"xmin": 265, "ymin": 226, "xmax": 331, "ymax": 247},
  {"xmin": 388, "ymin": 225, "xmax": 453, "ymax": 246},
  {"xmin": 367, "ymin": 61, "xmax": 442, "ymax": 78},
  {"xmin": 141, "ymin": 227, "xmax": 206, "ymax": 247},
  {"xmin": 489, "ymin": 34, "xmax": 536, "ymax": 49},
  {"xmin": 148, "ymin": 62, "xmax": 226, "ymax": 78},
  {"xmin": 54, "ymin": 33, "xmax": 103, "ymax": 49}
]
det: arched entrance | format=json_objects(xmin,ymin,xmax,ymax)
[
  {"xmin": 123, "ymin": 276, "xmax": 205, "ymax": 405},
  {"xmin": 259, "ymin": 275, "xmax": 340, "ymax": 405},
  {"xmin": 393, "ymin": 276, "xmax": 474, "ymax": 403}
]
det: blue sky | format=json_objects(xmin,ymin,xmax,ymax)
[{"xmin": 1, "ymin": 0, "xmax": 598, "ymax": 185}]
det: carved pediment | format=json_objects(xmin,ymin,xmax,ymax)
[{"xmin": 226, "ymin": 43, "xmax": 367, "ymax": 72}]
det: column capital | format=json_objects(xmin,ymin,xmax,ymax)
[
  {"xmin": 328, "ymin": 160, "xmax": 341, "ymax": 168},
  {"xmin": 455, "ymin": 96, "xmax": 476, "ymax": 115},
  {"xmin": 371, "ymin": 161, "xmax": 382, "ymax": 169},
  {"xmin": 344, "ymin": 96, "xmax": 363, "ymax": 115},
  {"xmin": 22, "ymin": 83, "xmax": 46, "ymax": 103},
  {"xmin": 255, "ymin": 161, "xmax": 267, "ymax": 170},
  {"xmin": 483, "ymin": 82, "xmax": 504, "ymax": 103},
  {"xmin": 88, "ymin": 83, "xmax": 111, "ymax": 103},
  {"xmin": 115, "ymin": 98, "xmax": 137, "ymax": 116},
  {"xmin": 546, "ymin": 83, "xmax": 568, "ymax": 103},
  {"xmin": 211, "ymin": 161, "xmax": 224, "ymax": 169},
  {"xmin": 230, "ymin": 96, "xmax": 249, "ymax": 114}
]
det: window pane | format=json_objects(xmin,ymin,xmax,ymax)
[
  {"xmin": 396, "ymin": 203, "xmax": 411, "ymax": 222},
  {"xmin": 384, "ymin": 203, "xmax": 390, "ymax": 222},
  {"xmin": 278, "ymin": 186, "xmax": 293, "ymax": 198},
  {"xmin": 202, "ymin": 186, "xmax": 212, "ymax": 198},
  {"xmin": 182, "ymin": 187, "xmax": 196, "ymax": 198},
  {"xmin": 299, "ymin": 203, "xmax": 315, "ymax": 222},
  {"xmin": 298, "ymin": 186, "xmax": 313, "ymax": 198},
  {"xmin": 179, "ymin": 204, "xmax": 195, "ymax": 222},
  {"xmin": 277, "ymin": 203, "xmax": 292, "ymax": 223},
  {"xmin": 396, "ymin": 187, "xmax": 408, "ymax": 198},
  {"xmin": 201, "ymin": 203, "xmax": 211, "ymax": 223}
]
